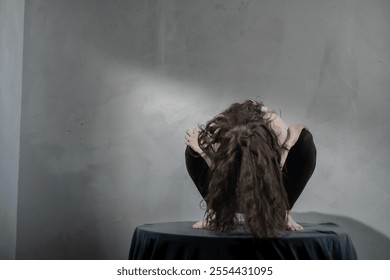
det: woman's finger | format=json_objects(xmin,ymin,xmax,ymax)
[{"xmin": 186, "ymin": 128, "xmax": 199, "ymax": 135}]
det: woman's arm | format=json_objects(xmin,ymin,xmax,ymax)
[
  {"xmin": 280, "ymin": 146, "xmax": 290, "ymax": 169},
  {"xmin": 185, "ymin": 128, "xmax": 213, "ymax": 167},
  {"xmin": 262, "ymin": 107, "xmax": 306, "ymax": 168},
  {"xmin": 263, "ymin": 109, "xmax": 289, "ymax": 147},
  {"xmin": 279, "ymin": 124, "xmax": 307, "ymax": 168}
]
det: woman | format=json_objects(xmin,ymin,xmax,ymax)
[{"xmin": 184, "ymin": 100, "xmax": 316, "ymax": 237}]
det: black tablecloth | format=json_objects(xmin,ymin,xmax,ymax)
[{"xmin": 129, "ymin": 221, "xmax": 357, "ymax": 260}]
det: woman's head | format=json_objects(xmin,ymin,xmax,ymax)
[
  {"xmin": 199, "ymin": 100, "xmax": 288, "ymax": 237},
  {"xmin": 198, "ymin": 100, "xmax": 266, "ymax": 151}
]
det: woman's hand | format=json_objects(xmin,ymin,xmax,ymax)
[
  {"xmin": 185, "ymin": 128, "xmax": 203, "ymax": 154},
  {"xmin": 185, "ymin": 128, "xmax": 213, "ymax": 167}
]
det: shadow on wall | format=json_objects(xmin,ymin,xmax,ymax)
[{"xmin": 294, "ymin": 212, "xmax": 390, "ymax": 260}]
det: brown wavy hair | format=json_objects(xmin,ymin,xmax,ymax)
[{"xmin": 198, "ymin": 100, "xmax": 288, "ymax": 237}]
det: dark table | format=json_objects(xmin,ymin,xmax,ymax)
[{"xmin": 129, "ymin": 221, "xmax": 358, "ymax": 260}]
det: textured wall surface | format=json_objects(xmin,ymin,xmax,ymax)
[
  {"xmin": 0, "ymin": 0, "xmax": 24, "ymax": 259},
  {"xmin": 16, "ymin": 0, "xmax": 390, "ymax": 259}
]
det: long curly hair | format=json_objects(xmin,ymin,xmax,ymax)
[{"xmin": 198, "ymin": 100, "xmax": 288, "ymax": 237}]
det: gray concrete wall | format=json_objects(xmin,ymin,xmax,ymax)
[
  {"xmin": 0, "ymin": 0, "xmax": 24, "ymax": 259},
  {"xmin": 16, "ymin": 0, "xmax": 390, "ymax": 259}
]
